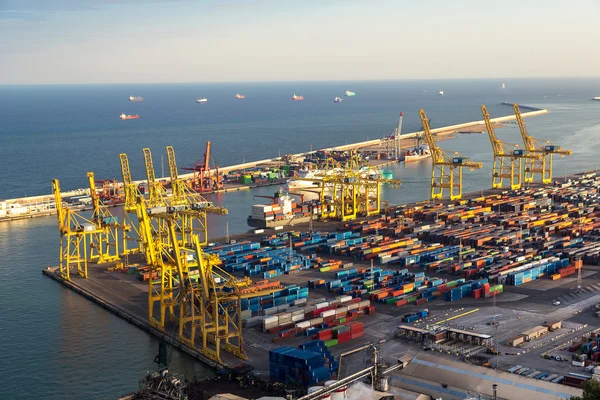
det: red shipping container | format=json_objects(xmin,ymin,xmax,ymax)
[
  {"xmin": 395, "ymin": 299, "xmax": 408, "ymax": 307},
  {"xmin": 351, "ymin": 331, "xmax": 365, "ymax": 340},
  {"xmin": 337, "ymin": 331, "xmax": 352, "ymax": 343},
  {"xmin": 367, "ymin": 306, "xmax": 376, "ymax": 315},
  {"xmin": 416, "ymin": 298, "xmax": 427, "ymax": 305}
]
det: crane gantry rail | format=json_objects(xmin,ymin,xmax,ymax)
[
  {"xmin": 481, "ymin": 105, "xmax": 539, "ymax": 190},
  {"xmin": 513, "ymin": 104, "xmax": 572, "ymax": 184},
  {"xmin": 419, "ymin": 109, "xmax": 483, "ymax": 200}
]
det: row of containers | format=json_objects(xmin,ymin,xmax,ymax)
[
  {"xmin": 310, "ymin": 266, "xmax": 504, "ymax": 305},
  {"xmin": 247, "ymin": 294, "xmax": 373, "ymax": 345}
]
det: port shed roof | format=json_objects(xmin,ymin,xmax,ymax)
[
  {"xmin": 397, "ymin": 325, "xmax": 430, "ymax": 334},
  {"xmin": 393, "ymin": 353, "xmax": 582, "ymax": 400},
  {"xmin": 447, "ymin": 328, "xmax": 492, "ymax": 339}
]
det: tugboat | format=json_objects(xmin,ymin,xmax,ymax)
[
  {"xmin": 234, "ymin": 93, "xmax": 245, "ymax": 99},
  {"xmin": 119, "ymin": 113, "xmax": 140, "ymax": 120},
  {"xmin": 334, "ymin": 97, "xmax": 343, "ymax": 103},
  {"xmin": 196, "ymin": 98, "xmax": 208, "ymax": 103},
  {"xmin": 292, "ymin": 94, "xmax": 304, "ymax": 101}
]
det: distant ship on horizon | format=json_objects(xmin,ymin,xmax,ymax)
[
  {"xmin": 119, "ymin": 113, "xmax": 139, "ymax": 120},
  {"xmin": 501, "ymin": 83, "xmax": 506, "ymax": 89},
  {"xmin": 196, "ymin": 97, "xmax": 208, "ymax": 103},
  {"xmin": 292, "ymin": 94, "xmax": 304, "ymax": 101},
  {"xmin": 345, "ymin": 90, "xmax": 356, "ymax": 97},
  {"xmin": 235, "ymin": 93, "xmax": 245, "ymax": 99},
  {"xmin": 439, "ymin": 90, "xmax": 444, "ymax": 96},
  {"xmin": 129, "ymin": 95, "xmax": 143, "ymax": 102},
  {"xmin": 334, "ymin": 96, "xmax": 343, "ymax": 103}
]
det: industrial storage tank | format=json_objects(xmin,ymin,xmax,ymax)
[
  {"xmin": 308, "ymin": 386, "xmax": 331, "ymax": 400},
  {"xmin": 325, "ymin": 380, "xmax": 347, "ymax": 400}
]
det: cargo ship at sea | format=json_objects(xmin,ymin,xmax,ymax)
[
  {"xmin": 292, "ymin": 94, "xmax": 304, "ymax": 101},
  {"xmin": 119, "ymin": 113, "xmax": 140, "ymax": 120},
  {"xmin": 593, "ymin": 97, "xmax": 600, "ymax": 101},
  {"xmin": 235, "ymin": 93, "xmax": 245, "ymax": 99},
  {"xmin": 344, "ymin": 91, "xmax": 355, "ymax": 97},
  {"xmin": 196, "ymin": 98, "xmax": 208, "ymax": 103},
  {"xmin": 129, "ymin": 95, "xmax": 143, "ymax": 102}
]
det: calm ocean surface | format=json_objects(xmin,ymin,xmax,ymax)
[{"xmin": 1, "ymin": 78, "xmax": 599, "ymax": 399}]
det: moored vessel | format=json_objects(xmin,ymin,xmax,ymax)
[
  {"xmin": 404, "ymin": 144, "xmax": 430, "ymax": 162},
  {"xmin": 119, "ymin": 113, "xmax": 140, "ymax": 120}
]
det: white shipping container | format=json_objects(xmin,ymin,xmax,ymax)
[
  {"xmin": 292, "ymin": 310, "xmax": 305, "ymax": 317},
  {"xmin": 309, "ymin": 317, "xmax": 323, "ymax": 326},
  {"xmin": 359, "ymin": 300, "xmax": 371, "ymax": 308},
  {"xmin": 347, "ymin": 303, "xmax": 358, "ymax": 311},
  {"xmin": 335, "ymin": 306, "xmax": 348, "ymax": 314},
  {"xmin": 296, "ymin": 321, "xmax": 311, "ymax": 329},
  {"xmin": 263, "ymin": 307, "xmax": 277, "ymax": 316},
  {"xmin": 339, "ymin": 296, "xmax": 353, "ymax": 303},
  {"xmin": 320, "ymin": 310, "xmax": 336, "ymax": 318},
  {"xmin": 316, "ymin": 302, "xmax": 329, "ymax": 309},
  {"xmin": 292, "ymin": 314, "xmax": 304, "ymax": 322},
  {"xmin": 263, "ymin": 316, "xmax": 279, "ymax": 324},
  {"xmin": 277, "ymin": 304, "xmax": 290, "ymax": 312},
  {"xmin": 328, "ymin": 299, "xmax": 341, "ymax": 306},
  {"xmin": 293, "ymin": 298, "xmax": 308, "ymax": 306}
]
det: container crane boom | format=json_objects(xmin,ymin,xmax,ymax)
[
  {"xmin": 119, "ymin": 153, "xmax": 138, "ymax": 213},
  {"xmin": 419, "ymin": 109, "xmax": 483, "ymax": 200},
  {"xmin": 142, "ymin": 148, "xmax": 166, "ymax": 207},
  {"xmin": 481, "ymin": 105, "xmax": 522, "ymax": 190},
  {"xmin": 513, "ymin": 104, "xmax": 572, "ymax": 184}
]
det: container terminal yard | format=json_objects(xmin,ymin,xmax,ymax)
[{"xmin": 41, "ymin": 104, "xmax": 596, "ymax": 400}]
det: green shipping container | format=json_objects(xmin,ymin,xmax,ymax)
[{"xmin": 324, "ymin": 339, "xmax": 338, "ymax": 347}]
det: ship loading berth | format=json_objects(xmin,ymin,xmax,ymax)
[{"xmin": 44, "ymin": 164, "xmax": 600, "ymax": 387}]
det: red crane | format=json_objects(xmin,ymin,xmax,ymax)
[{"xmin": 183, "ymin": 141, "xmax": 223, "ymax": 193}]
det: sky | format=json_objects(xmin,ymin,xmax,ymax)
[{"xmin": 0, "ymin": 0, "xmax": 599, "ymax": 84}]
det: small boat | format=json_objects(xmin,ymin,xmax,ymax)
[
  {"xmin": 196, "ymin": 98, "xmax": 208, "ymax": 103},
  {"xmin": 129, "ymin": 95, "xmax": 144, "ymax": 102},
  {"xmin": 345, "ymin": 91, "xmax": 356, "ymax": 97},
  {"xmin": 501, "ymin": 83, "xmax": 506, "ymax": 89},
  {"xmin": 404, "ymin": 145, "xmax": 430, "ymax": 163},
  {"xmin": 292, "ymin": 94, "xmax": 304, "ymax": 101},
  {"xmin": 438, "ymin": 90, "xmax": 444, "ymax": 96},
  {"xmin": 119, "ymin": 113, "xmax": 140, "ymax": 120},
  {"xmin": 334, "ymin": 97, "xmax": 343, "ymax": 103},
  {"xmin": 234, "ymin": 93, "xmax": 245, "ymax": 99}
]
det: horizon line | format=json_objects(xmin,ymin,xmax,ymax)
[{"xmin": 1, "ymin": 75, "xmax": 600, "ymax": 87}]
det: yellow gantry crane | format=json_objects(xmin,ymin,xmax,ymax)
[
  {"xmin": 292, "ymin": 156, "xmax": 401, "ymax": 221},
  {"xmin": 481, "ymin": 105, "xmax": 539, "ymax": 190},
  {"xmin": 165, "ymin": 145, "xmax": 228, "ymax": 247},
  {"xmin": 135, "ymin": 196, "xmax": 282, "ymax": 364},
  {"xmin": 86, "ymin": 171, "xmax": 127, "ymax": 263},
  {"xmin": 419, "ymin": 109, "xmax": 483, "ymax": 200},
  {"xmin": 513, "ymin": 104, "xmax": 572, "ymax": 184},
  {"xmin": 52, "ymin": 178, "xmax": 105, "ymax": 280}
]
